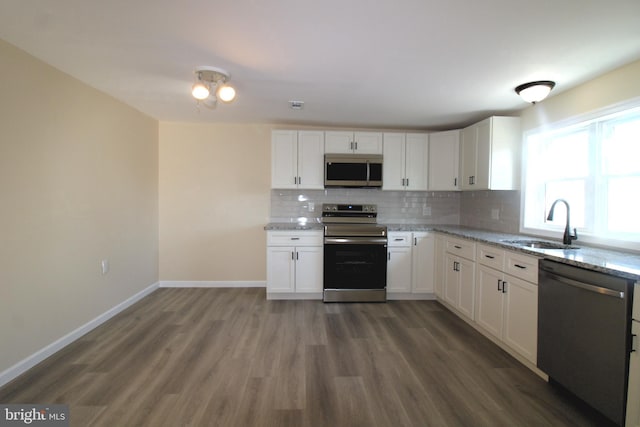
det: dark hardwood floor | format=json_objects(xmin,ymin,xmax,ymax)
[{"xmin": 0, "ymin": 288, "xmax": 615, "ymax": 426}]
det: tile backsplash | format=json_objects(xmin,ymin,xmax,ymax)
[
  {"xmin": 270, "ymin": 189, "xmax": 460, "ymax": 224},
  {"xmin": 270, "ymin": 188, "xmax": 521, "ymax": 232},
  {"xmin": 460, "ymin": 190, "xmax": 521, "ymax": 234}
]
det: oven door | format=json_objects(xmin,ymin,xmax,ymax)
[{"xmin": 323, "ymin": 237, "xmax": 387, "ymax": 291}]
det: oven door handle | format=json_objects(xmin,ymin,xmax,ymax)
[{"xmin": 324, "ymin": 237, "xmax": 388, "ymax": 245}]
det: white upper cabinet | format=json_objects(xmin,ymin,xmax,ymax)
[
  {"xmin": 325, "ymin": 131, "xmax": 383, "ymax": 154},
  {"xmin": 460, "ymin": 116, "xmax": 521, "ymax": 191},
  {"xmin": 428, "ymin": 130, "xmax": 460, "ymax": 191},
  {"xmin": 271, "ymin": 130, "xmax": 324, "ymax": 189},
  {"xmin": 382, "ymin": 133, "xmax": 428, "ymax": 191}
]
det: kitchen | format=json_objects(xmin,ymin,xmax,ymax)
[{"xmin": 2, "ymin": 1, "xmax": 640, "ymax": 426}]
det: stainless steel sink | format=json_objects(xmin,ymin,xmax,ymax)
[{"xmin": 501, "ymin": 239, "xmax": 579, "ymax": 250}]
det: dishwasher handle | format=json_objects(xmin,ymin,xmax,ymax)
[{"xmin": 545, "ymin": 272, "xmax": 625, "ymax": 299}]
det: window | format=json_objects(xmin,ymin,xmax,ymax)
[{"xmin": 521, "ymin": 101, "xmax": 640, "ymax": 250}]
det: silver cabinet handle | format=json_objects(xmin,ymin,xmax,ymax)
[
  {"xmin": 291, "ymin": 237, "xmax": 300, "ymax": 240},
  {"xmin": 546, "ymin": 272, "xmax": 625, "ymax": 299}
]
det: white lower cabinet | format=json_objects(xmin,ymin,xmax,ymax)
[
  {"xmin": 266, "ymin": 231, "xmax": 323, "ymax": 299},
  {"xmin": 442, "ymin": 237, "xmax": 476, "ymax": 320},
  {"xmin": 387, "ymin": 245, "xmax": 412, "ymax": 293},
  {"xmin": 387, "ymin": 231, "xmax": 435, "ymax": 298},
  {"xmin": 475, "ymin": 243, "xmax": 538, "ymax": 364},
  {"xmin": 412, "ymin": 232, "xmax": 435, "ymax": 293},
  {"xmin": 434, "ymin": 234, "xmax": 446, "ymax": 299}
]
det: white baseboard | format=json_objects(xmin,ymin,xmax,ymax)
[
  {"xmin": 0, "ymin": 281, "xmax": 159, "ymax": 388},
  {"xmin": 160, "ymin": 280, "xmax": 266, "ymax": 288}
]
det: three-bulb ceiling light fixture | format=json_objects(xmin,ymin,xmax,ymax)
[
  {"xmin": 191, "ymin": 66, "xmax": 236, "ymax": 108},
  {"xmin": 515, "ymin": 80, "xmax": 556, "ymax": 104}
]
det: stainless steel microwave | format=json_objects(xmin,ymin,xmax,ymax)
[{"xmin": 324, "ymin": 154, "xmax": 383, "ymax": 188}]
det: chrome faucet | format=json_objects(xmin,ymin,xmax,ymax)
[{"xmin": 547, "ymin": 199, "xmax": 578, "ymax": 245}]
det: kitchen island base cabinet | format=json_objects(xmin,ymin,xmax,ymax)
[{"xmin": 266, "ymin": 231, "xmax": 323, "ymax": 300}]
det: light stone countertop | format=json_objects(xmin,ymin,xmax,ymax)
[{"xmin": 265, "ymin": 222, "xmax": 640, "ymax": 280}]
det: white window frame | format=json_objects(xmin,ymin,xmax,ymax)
[{"xmin": 520, "ymin": 97, "xmax": 640, "ymax": 252}]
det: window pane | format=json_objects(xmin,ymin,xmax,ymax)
[
  {"xmin": 543, "ymin": 130, "xmax": 590, "ymax": 179},
  {"xmin": 545, "ymin": 180, "xmax": 585, "ymax": 228},
  {"xmin": 607, "ymin": 177, "xmax": 640, "ymax": 233},
  {"xmin": 602, "ymin": 119, "xmax": 640, "ymax": 175}
]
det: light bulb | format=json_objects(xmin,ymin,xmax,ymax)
[
  {"xmin": 192, "ymin": 82, "xmax": 210, "ymax": 100},
  {"xmin": 217, "ymin": 84, "xmax": 236, "ymax": 103}
]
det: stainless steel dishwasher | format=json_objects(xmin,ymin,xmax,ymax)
[{"xmin": 538, "ymin": 259, "xmax": 634, "ymax": 426}]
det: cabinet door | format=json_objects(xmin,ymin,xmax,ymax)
[
  {"xmin": 267, "ymin": 246, "xmax": 295, "ymax": 292},
  {"xmin": 297, "ymin": 131, "xmax": 325, "ymax": 189},
  {"xmin": 271, "ymin": 130, "xmax": 298, "ymax": 189},
  {"xmin": 295, "ymin": 246, "xmax": 323, "ymax": 293},
  {"xmin": 354, "ymin": 132, "xmax": 383, "ymax": 154},
  {"xmin": 434, "ymin": 235, "xmax": 446, "ymax": 298},
  {"xmin": 474, "ymin": 118, "xmax": 492, "ymax": 190},
  {"xmin": 325, "ymin": 131, "xmax": 354, "ymax": 153},
  {"xmin": 503, "ymin": 274, "xmax": 538, "ymax": 363},
  {"xmin": 475, "ymin": 265, "xmax": 504, "ymax": 340},
  {"xmin": 444, "ymin": 253, "xmax": 459, "ymax": 307},
  {"xmin": 428, "ymin": 130, "xmax": 459, "ymax": 191},
  {"xmin": 405, "ymin": 134, "xmax": 429, "ymax": 191},
  {"xmin": 458, "ymin": 257, "xmax": 476, "ymax": 320},
  {"xmin": 627, "ymin": 320, "xmax": 640, "ymax": 427},
  {"xmin": 382, "ymin": 133, "xmax": 406, "ymax": 190},
  {"xmin": 460, "ymin": 125, "xmax": 477, "ymax": 190},
  {"xmin": 387, "ymin": 246, "xmax": 412, "ymax": 293},
  {"xmin": 412, "ymin": 232, "xmax": 434, "ymax": 293}
]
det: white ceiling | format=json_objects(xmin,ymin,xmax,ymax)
[{"xmin": 1, "ymin": 0, "xmax": 639, "ymax": 130}]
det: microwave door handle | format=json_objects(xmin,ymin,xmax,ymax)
[{"xmin": 366, "ymin": 160, "xmax": 370, "ymax": 184}]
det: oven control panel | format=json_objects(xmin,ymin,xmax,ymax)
[{"xmin": 322, "ymin": 204, "xmax": 377, "ymax": 213}]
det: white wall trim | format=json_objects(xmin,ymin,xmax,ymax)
[
  {"xmin": 159, "ymin": 280, "xmax": 265, "ymax": 288},
  {"xmin": 0, "ymin": 281, "xmax": 159, "ymax": 388}
]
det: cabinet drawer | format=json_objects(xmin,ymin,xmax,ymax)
[
  {"xmin": 445, "ymin": 237, "xmax": 476, "ymax": 260},
  {"xmin": 388, "ymin": 232, "xmax": 412, "ymax": 247},
  {"xmin": 267, "ymin": 231, "xmax": 323, "ymax": 246},
  {"xmin": 505, "ymin": 251, "xmax": 539, "ymax": 283},
  {"xmin": 477, "ymin": 244, "xmax": 505, "ymax": 270}
]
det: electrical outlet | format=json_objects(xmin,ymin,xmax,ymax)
[
  {"xmin": 308, "ymin": 202, "xmax": 315, "ymax": 212},
  {"xmin": 491, "ymin": 208, "xmax": 500, "ymax": 220},
  {"xmin": 423, "ymin": 205, "xmax": 432, "ymax": 216}
]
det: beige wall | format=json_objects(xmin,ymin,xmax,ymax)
[
  {"xmin": 0, "ymin": 40, "xmax": 159, "ymax": 374},
  {"xmin": 159, "ymin": 123, "xmax": 271, "ymax": 281},
  {"xmin": 520, "ymin": 59, "xmax": 640, "ymax": 131}
]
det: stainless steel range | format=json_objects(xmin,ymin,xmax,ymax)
[{"xmin": 322, "ymin": 203, "xmax": 388, "ymax": 302}]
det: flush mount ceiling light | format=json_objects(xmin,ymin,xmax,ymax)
[
  {"xmin": 191, "ymin": 66, "xmax": 236, "ymax": 109},
  {"xmin": 515, "ymin": 80, "xmax": 556, "ymax": 104}
]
